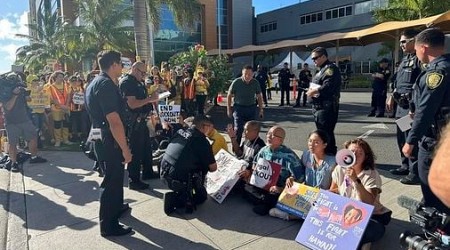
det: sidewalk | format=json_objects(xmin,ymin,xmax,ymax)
[{"xmin": 1, "ymin": 90, "xmax": 423, "ymax": 250}]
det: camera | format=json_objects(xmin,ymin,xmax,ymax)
[
  {"xmin": 0, "ymin": 73, "xmax": 29, "ymax": 103},
  {"xmin": 398, "ymin": 195, "xmax": 450, "ymax": 250}
]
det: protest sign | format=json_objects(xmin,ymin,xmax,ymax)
[
  {"xmin": 296, "ymin": 190, "xmax": 374, "ymax": 250},
  {"xmin": 276, "ymin": 182, "xmax": 319, "ymax": 219},
  {"xmin": 72, "ymin": 91, "xmax": 84, "ymax": 105},
  {"xmin": 205, "ymin": 149, "xmax": 248, "ymax": 203},
  {"xmin": 28, "ymin": 90, "xmax": 50, "ymax": 112},
  {"xmin": 249, "ymin": 158, "xmax": 281, "ymax": 191},
  {"xmin": 158, "ymin": 105, "xmax": 181, "ymax": 123}
]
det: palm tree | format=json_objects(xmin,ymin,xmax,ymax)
[
  {"xmin": 133, "ymin": 0, "xmax": 202, "ymax": 65},
  {"xmin": 373, "ymin": 0, "xmax": 450, "ymax": 22},
  {"xmin": 15, "ymin": 3, "xmax": 68, "ymax": 72}
]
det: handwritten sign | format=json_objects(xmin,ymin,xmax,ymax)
[
  {"xmin": 28, "ymin": 90, "xmax": 50, "ymax": 112},
  {"xmin": 249, "ymin": 158, "xmax": 281, "ymax": 191},
  {"xmin": 205, "ymin": 149, "xmax": 247, "ymax": 203},
  {"xmin": 72, "ymin": 91, "xmax": 84, "ymax": 105},
  {"xmin": 296, "ymin": 190, "xmax": 374, "ymax": 250},
  {"xmin": 276, "ymin": 182, "xmax": 319, "ymax": 219},
  {"xmin": 158, "ymin": 105, "xmax": 181, "ymax": 123}
]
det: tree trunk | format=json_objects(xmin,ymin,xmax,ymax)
[{"xmin": 133, "ymin": 0, "xmax": 150, "ymax": 64}]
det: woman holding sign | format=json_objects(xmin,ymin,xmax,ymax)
[{"xmin": 329, "ymin": 139, "xmax": 391, "ymax": 250}]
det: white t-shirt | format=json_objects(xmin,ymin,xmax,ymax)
[{"xmin": 332, "ymin": 165, "xmax": 390, "ymax": 215}]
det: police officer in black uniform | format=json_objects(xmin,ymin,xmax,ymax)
[
  {"xmin": 387, "ymin": 29, "xmax": 421, "ymax": 185},
  {"xmin": 294, "ymin": 63, "xmax": 312, "ymax": 107},
  {"xmin": 278, "ymin": 62, "xmax": 293, "ymax": 106},
  {"xmin": 120, "ymin": 62, "xmax": 158, "ymax": 190},
  {"xmin": 85, "ymin": 50, "xmax": 132, "ymax": 237},
  {"xmin": 160, "ymin": 115, "xmax": 217, "ymax": 215},
  {"xmin": 254, "ymin": 65, "xmax": 269, "ymax": 107},
  {"xmin": 403, "ymin": 28, "xmax": 450, "ymax": 214},
  {"xmin": 307, "ymin": 47, "xmax": 342, "ymax": 155},
  {"xmin": 368, "ymin": 58, "xmax": 391, "ymax": 117}
]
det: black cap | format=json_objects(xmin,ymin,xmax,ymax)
[{"xmin": 380, "ymin": 58, "xmax": 389, "ymax": 63}]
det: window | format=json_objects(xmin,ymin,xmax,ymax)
[
  {"xmin": 332, "ymin": 9, "xmax": 338, "ymax": 18},
  {"xmin": 326, "ymin": 11, "xmax": 331, "ymax": 19},
  {"xmin": 346, "ymin": 6, "xmax": 352, "ymax": 16},
  {"xmin": 306, "ymin": 15, "xmax": 311, "ymax": 23},
  {"xmin": 260, "ymin": 21, "xmax": 277, "ymax": 33},
  {"xmin": 300, "ymin": 16, "xmax": 305, "ymax": 24},
  {"xmin": 324, "ymin": 5, "xmax": 353, "ymax": 20},
  {"xmin": 355, "ymin": 0, "xmax": 388, "ymax": 15},
  {"xmin": 299, "ymin": 11, "xmax": 324, "ymax": 25},
  {"xmin": 318, "ymin": 13, "xmax": 323, "ymax": 21}
]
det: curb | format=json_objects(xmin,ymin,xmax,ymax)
[{"xmin": 6, "ymin": 169, "xmax": 28, "ymax": 250}]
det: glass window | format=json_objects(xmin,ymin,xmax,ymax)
[
  {"xmin": 332, "ymin": 9, "xmax": 338, "ymax": 18},
  {"xmin": 268, "ymin": 23, "xmax": 273, "ymax": 31},
  {"xmin": 311, "ymin": 13, "xmax": 316, "ymax": 22},
  {"xmin": 300, "ymin": 16, "xmax": 305, "ymax": 24},
  {"xmin": 326, "ymin": 10, "xmax": 331, "ymax": 19},
  {"xmin": 273, "ymin": 22, "xmax": 277, "ymax": 30},
  {"xmin": 306, "ymin": 15, "xmax": 311, "ymax": 23},
  {"xmin": 260, "ymin": 25, "xmax": 264, "ymax": 33},
  {"xmin": 338, "ymin": 8, "xmax": 344, "ymax": 17},
  {"xmin": 318, "ymin": 13, "xmax": 323, "ymax": 21},
  {"xmin": 346, "ymin": 6, "xmax": 352, "ymax": 16}
]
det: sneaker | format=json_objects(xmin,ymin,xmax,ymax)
[
  {"xmin": 129, "ymin": 181, "xmax": 149, "ymax": 190},
  {"xmin": 29, "ymin": 156, "xmax": 47, "ymax": 164},
  {"xmin": 269, "ymin": 208, "xmax": 290, "ymax": 220},
  {"xmin": 10, "ymin": 162, "xmax": 20, "ymax": 172},
  {"xmin": 54, "ymin": 141, "xmax": 61, "ymax": 147},
  {"xmin": 101, "ymin": 224, "xmax": 133, "ymax": 237}
]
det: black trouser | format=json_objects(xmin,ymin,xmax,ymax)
[
  {"xmin": 313, "ymin": 101, "xmax": 339, "ymax": 155},
  {"xmin": 417, "ymin": 137, "xmax": 450, "ymax": 214},
  {"xmin": 196, "ymin": 94, "xmax": 207, "ymax": 115},
  {"xmin": 295, "ymin": 87, "xmax": 307, "ymax": 106},
  {"xmin": 280, "ymin": 82, "xmax": 290, "ymax": 105},
  {"xmin": 165, "ymin": 173, "xmax": 207, "ymax": 206},
  {"xmin": 98, "ymin": 135, "xmax": 124, "ymax": 231},
  {"xmin": 259, "ymin": 84, "xmax": 267, "ymax": 105},
  {"xmin": 128, "ymin": 119, "xmax": 153, "ymax": 183},
  {"xmin": 370, "ymin": 89, "xmax": 387, "ymax": 114},
  {"xmin": 233, "ymin": 104, "xmax": 257, "ymax": 144},
  {"xmin": 396, "ymin": 125, "xmax": 418, "ymax": 176}
]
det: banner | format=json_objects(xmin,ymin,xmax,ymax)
[
  {"xmin": 276, "ymin": 182, "xmax": 319, "ymax": 219},
  {"xmin": 205, "ymin": 149, "xmax": 248, "ymax": 203},
  {"xmin": 296, "ymin": 190, "xmax": 374, "ymax": 250},
  {"xmin": 249, "ymin": 158, "xmax": 281, "ymax": 191},
  {"xmin": 158, "ymin": 105, "xmax": 181, "ymax": 123}
]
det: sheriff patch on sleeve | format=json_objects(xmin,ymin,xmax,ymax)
[
  {"xmin": 325, "ymin": 68, "xmax": 333, "ymax": 76},
  {"xmin": 426, "ymin": 72, "xmax": 443, "ymax": 90}
]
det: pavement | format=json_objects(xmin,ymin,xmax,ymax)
[{"xmin": 0, "ymin": 89, "xmax": 425, "ymax": 250}]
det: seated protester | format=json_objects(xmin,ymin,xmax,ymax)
[
  {"xmin": 160, "ymin": 115, "xmax": 217, "ymax": 215},
  {"xmin": 205, "ymin": 116, "xmax": 228, "ymax": 155},
  {"xmin": 246, "ymin": 126, "xmax": 303, "ymax": 216},
  {"xmin": 329, "ymin": 138, "xmax": 391, "ymax": 250},
  {"xmin": 226, "ymin": 120, "xmax": 265, "ymax": 187},
  {"xmin": 271, "ymin": 129, "xmax": 336, "ymax": 220}
]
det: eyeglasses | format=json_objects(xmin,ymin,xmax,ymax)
[
  {"xmin": 400, "ymin": 38, "xmax": 414, "ymax": 45},
  {"xmin": 136, "ymin": 68, "xmax": 147, "ymax": 77},
  {"xmin": 311, "ymin": 55, "xmax": 323, "ymax": 61}
]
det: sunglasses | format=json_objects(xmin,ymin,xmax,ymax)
[
  {"xmin": 311, "ymin": 54, "xmax": 323, "ymax": 61},
  {"xmin": 136, "ymin": 68, "xmax": 147, "ymax": 76},
  {"xmin": 400, "ymin": 38, "xmax": 414, "ymax": 44}
]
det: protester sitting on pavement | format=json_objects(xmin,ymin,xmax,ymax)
[
  {"xmin": 0, "ymin": 74, "xmax": 47, "ymax": 172},
  {"xmin": 329, "ymin": 138, "xmax": 391, "ymax": 250},
  {"xmin": 245, "ymin": 126, "xmax": 303, "ymax": 216},
  {"xmin": 226, "ymin": 120, "xmax": 265, "ymax": 184},
  {"xmin": 160, "ymin": 115, "xmax": 217, "ymax": 215},
  {"xmin": 270, "ymin": 129, "xmax": 336, "ymax": 220},
  {"xmin": 205, "ymin": 116, "xmax": 228, "ymax": 155}
]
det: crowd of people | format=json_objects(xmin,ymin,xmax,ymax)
[{"xmin": 1, "ymin": 27, "xmax": 450, "ymax": 250}]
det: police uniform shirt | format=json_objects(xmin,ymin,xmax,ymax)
[
  {"xmin": 406, "ymin": 54, "xmax": 450, "ymax": 145},
  {"xmin": 119, "ymin": 74, "xmax": 151, "ymax": 114},
  {"xmin": 85, "ymin": 72, "xmax": 126, "ymax": 130},
  {"xmin": 312, "ymin": 60, "xmax": 342, "ymax": 102},
  {"xmin": 298, "ymin": 69, "xmax": 312, "ymax": 88},
  {"xmin": 164, "ymin": 127, "xmax": 216, "ymax": 181},
  {"xmin": 394, "ymin": 53, "xmax": 422, "ymax": 117},
  {"xmin": 278, "ymin": 68, "xmax": 292, "ymax": 85},
  {"xmin": 372, "ymin": 67, "xmax": 391, "ymax": 91},
  {"xmin": 254, "ymin": 71, "xmax": 269, "ymax": 87}
]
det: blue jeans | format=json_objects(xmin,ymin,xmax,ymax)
[{"xmin": 233, "ymin": 104, "xmax": 257, "ymax": 144}]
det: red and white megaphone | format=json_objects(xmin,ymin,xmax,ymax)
[{"xmin": 336, "ymin": 149, "xmax": 356, "ymax": 168}]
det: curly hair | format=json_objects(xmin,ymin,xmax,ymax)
[{"xmin": 343, "ymin": 138, "xmax": 376, "ymax": 170}]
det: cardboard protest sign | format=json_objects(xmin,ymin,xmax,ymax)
[
  {"xmin": 276, "ymin": 182, "xmax": 319, "ymax": 219},
  {"xmin": 205, "ymin": 149, "xmax": 248, "ymax": 203},
  {"xmin": 72, "ymin": 91, "xmax": 85, "ymax": 105},
  {"xmin": 249, "ymin": 158, "xmax": 281, "ymax": 191},
  {"xmin": 28, "ymin": 91, "xmax": 50, "ymax": 111},
  {"xmin": 158, "ymin": 105, "xmax": 181, "ymax": 123},
  {"xmin": 296, "ymin": 190, "xmax": 374, "ymax": 250}
]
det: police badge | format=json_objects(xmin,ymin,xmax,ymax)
[
  {"xmin": 426, "ymin": 72, "xmax": 443, "ymax": 90},
  {"xmin": 325, "ymin": 68, "xmax": 333, "ymax": 76}
]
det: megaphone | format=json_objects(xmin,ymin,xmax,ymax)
[{"xmin": 336, "ymin": 149, "xmax": 356, "ymax": 168}]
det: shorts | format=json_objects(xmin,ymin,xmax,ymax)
[{"xmin": 5, "ymin": 120, "xmax": 37, "ymax": 145}]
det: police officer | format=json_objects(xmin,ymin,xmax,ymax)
[
  {"xmin": 402, "ymin": 28, "xmax": 450, "ymax": 214},
  {"xmin": 294, "ymin": 63, "xmax": 312, "ymax": 107},
  {"xmin": 160, "ymin": 115, "xmax": 217, "ymax": 215},
  {"xmin": 254, "ymin": 65, "xmax": 269, "ymax": 107},
  {"xmin": 368, "ymin": 58, "xmax": 391, "ymax": 117},
  {"xmin": 387, "ymin": 29, "xmax": 421, "ymax": 185},
  {"xmin": 307, "ymin": 47, "xmax": 342, "ymax": 155},
  {"xmin": 278, "ymin": 62, "xmax": 293, "ymax": 106},
  {"xmin": 120, "ymin": 62, "xmax": 158, "ymax": 190},
  {"xmin": 85, "ymin": 50, "xmax": 132, "ymax": 236}
]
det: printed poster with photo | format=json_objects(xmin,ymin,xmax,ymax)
[
  {"xmin": 205, "ymin": 149, "xmax": 248, "ymax": 203},
  {"xmin": 249, "ymin": 158, "xmax": 281, "ymax": 191},
  {"xmin": 296, "ymin": 190, "xmax": 374, "ymax": 250},
  {"xmin": 276, "ymin": 182, "xmax": 319, "ymax": 219},
  {"xmin": 158, "ymin": 105, "xmax": 181, "ymax": 123}
]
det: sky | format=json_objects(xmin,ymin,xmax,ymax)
[{"xmin": 0, "ymin": 0, "xmax": 301, "ymax": 74}]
